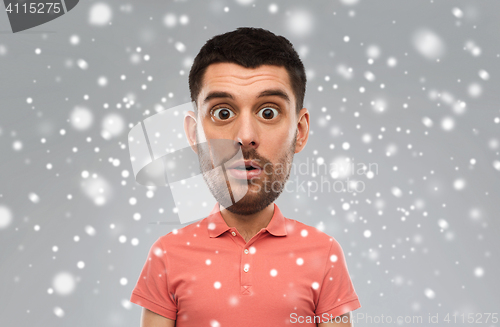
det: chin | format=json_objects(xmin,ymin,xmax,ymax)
[
  {"xmin": 225, "ymin": 202, "xmax": 266, "ymax": 216},
  {"xmin": 224, "ymin": 191, "xmax": 276, "ymax": 216}
]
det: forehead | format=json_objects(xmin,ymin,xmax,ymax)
[{"xmin": 199, "ymin": 63, "xmax": 294, "ymax": 102}]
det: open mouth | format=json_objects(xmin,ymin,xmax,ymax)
[
  {"xmin": 228, "ymin": 160, "xmax": 262, "ymax": 170},
  {"xmin": 234, "ymin": 166, "xmax": 258, "ymax": 171},
  {"xmin": 227, "ymin": 160, "xmax": 263, "ymax": 179}
]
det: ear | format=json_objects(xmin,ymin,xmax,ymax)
[
  {"xmin": 294, "ymin": 108, "xmax": 309, "ymax": 154},
  {"xmin": 184, "ymin": 110, "xmax": 198, "ymax": 154}
]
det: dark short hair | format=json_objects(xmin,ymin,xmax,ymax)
[{"xmin": 189, "ymin": 27, "xmax": 307, "ymax": 114}]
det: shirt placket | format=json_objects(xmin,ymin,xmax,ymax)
[{"xmin": 228, "ymin": 228, "xmax": 263, "ymax": 296}]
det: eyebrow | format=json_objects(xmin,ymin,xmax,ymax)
[
  {"xmin": 203, "ymin": 91, "xmax": 234, "ymax": 104},
  {"xmin": 203, "ymin": 89, "xmax": 291, "ymax": 104},
  {"xmin": 257, "ymin": 89, "xmax": 291, "ymax": 104}
]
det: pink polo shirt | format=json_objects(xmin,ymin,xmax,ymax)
[{"xmin": 130, "ymin": 202, "xmax": 361, "ymax": 326}]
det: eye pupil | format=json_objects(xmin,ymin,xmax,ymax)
[
  {"xmin": 219, "ymin": 109, "xmax": 230, "ymax": 119},
  {"xmin": 263, "ymin": 108, "xmax": 274, "ymax": 119}
]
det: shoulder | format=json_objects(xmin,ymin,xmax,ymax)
[
  {"xmin": 156, "ymin": 218, "xmax": 208, "ymax": 246},
  {"xmin": 281, "ymin": 217, "xmax": 346, "ymax": 271},
  {"xmin": 283, "ymin": 217, "xmax": 341, "ymax": 249}
]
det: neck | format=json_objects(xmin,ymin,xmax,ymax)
[{"xmin": 219, "ymin": 202, "xmax": 275, "ymax": 242}]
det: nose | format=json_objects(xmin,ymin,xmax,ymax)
[{"xmin": 236, "ymin": 112, "xmax": 259, "ymax": 149}]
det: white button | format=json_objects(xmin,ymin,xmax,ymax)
[
  {"xmin": 231, "ymin": 231, "xmax": 236, "ymax": 236},
  {"xmin": 243, "ymin": 267, "xmax": 249, "ymax": 272},
  {"xmin": 244, "ymin": 249, "xmax": 249, "ymax": 254}
]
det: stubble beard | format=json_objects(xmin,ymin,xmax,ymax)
[{"xmin": 196, "ymin": 130, "xmax": 297, "ymax": 216}]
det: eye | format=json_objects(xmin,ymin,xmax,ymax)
[
  {"xmin": 212, "ymin": 107, "xmax": 235, "ymax": 120},
  {"xmin": 257, "ymin": 107, "xmax": 279, "ymax": 120}
]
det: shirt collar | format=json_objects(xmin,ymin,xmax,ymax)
[{"xmin": 207, "ymin": 202, "xmax": 287, "ymax": 238}]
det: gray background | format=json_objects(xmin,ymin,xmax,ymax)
[{"xmin": 1, "ymin": 0, "xmax": 499, "ymax": 326}]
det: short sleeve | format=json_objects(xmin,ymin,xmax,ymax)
[
  {"xmin": 130, "ymin": 237, "xmax": 177, "ymax": 320},
  {"xmin": 315, "ymin": 238, "xmax": 361, "ymax": 317}
]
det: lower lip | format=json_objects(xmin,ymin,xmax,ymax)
[{"xmin": 226, "ymin": 168, "xmax": 262, "ymax": 180}]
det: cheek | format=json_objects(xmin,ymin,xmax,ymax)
[
  {"xmin": 199, "ymin": 117, "xmax": 228, "ymax": 140},
  {"xmin": 196, "ymin": 121, "xmax": 213, "ymax": 143},
  {"xmin": 195, "ymin": 127, "xmax": 204, "ymax": 143},
  {"xmin": 263, "ymin": 130, "xmax": 294, "ymax": 158}
]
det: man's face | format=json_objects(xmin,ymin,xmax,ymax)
[{"xmin": 184, "ymin": 62, "xmax": 309, "ymax": 215}]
